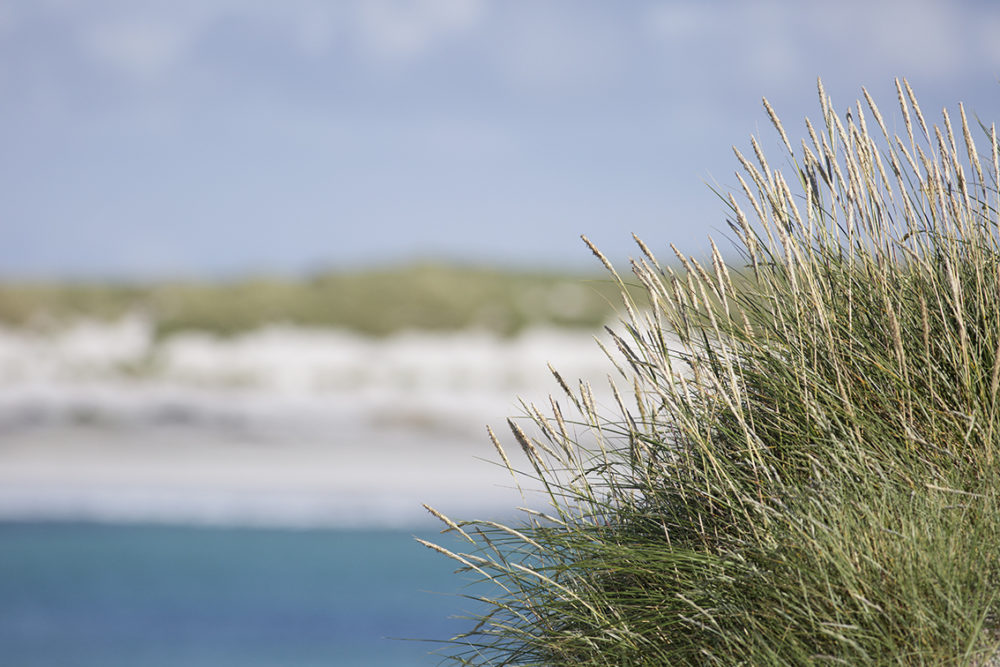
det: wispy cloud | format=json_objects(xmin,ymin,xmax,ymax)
[
  {"xmin": 486, "ymin": 5, "xmax": 627, "ymax": 92},
  {"xmin": 643, "ymin": 0, "xmax": 1000, "ymax": 88},
  {"xmin": 82, "ymin": 16, "xmax": 193, "ymax": 79},
  {"xmin": 355, "ymin": 0, "xmax": 485, "ymax": 62},
  {"xmin": 40, "ymin": 0, "xmax": 488, "ymax": 81},
  {"xmin": 1, "ymin": 1, "xmax": 998, "ymax": 277}
]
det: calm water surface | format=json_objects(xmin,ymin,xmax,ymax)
[{"xmin": 0, "ymin": 522, "xmax": 485, "ymax": 666}]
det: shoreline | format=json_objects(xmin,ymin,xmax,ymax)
[
  {"xmin": 0, "ymin": 324, "xmax": 615, "ymax": 528},
  {"xmin": 0, "ymin": 421, "xmax": 534, "ymax": 529}
]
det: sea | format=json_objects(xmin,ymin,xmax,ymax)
[
  {"xmin": 0, "ymin": 320, "xmax": 617, "ymax": 666},
  {"xmin": 0, "ymin": 522, "xmax": 483, "ymax": 667}
]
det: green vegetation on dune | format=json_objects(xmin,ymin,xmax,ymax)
[
  {"xmin": 424, "ymin": 80, "xmax": 1000, "ymax": 665},
  {"xmin": 0, "ymin": 264, "xmax": 642, "ymax": 337}
]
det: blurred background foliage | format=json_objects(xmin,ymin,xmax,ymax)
[{"xmin": 0, "ymin": 264, "xmax": 647, "ymax": 338}]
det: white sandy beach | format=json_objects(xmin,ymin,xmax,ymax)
[{"xmin": 0, "ymin": 318, "xmax": 618, "ymax": 527}]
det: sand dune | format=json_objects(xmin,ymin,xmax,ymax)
[{"xmin": 0, "ymin": 319, "xmax": 619, "ymax": 526}]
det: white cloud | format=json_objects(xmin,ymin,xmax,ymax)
[
  {"xmin": 642, "ymin": 0, "xmax": 1000, "ymax": 88},
  {"xmin": 490, "ymin": 5, "xmax": 626, "ymax": 91},
  {"xmin": 840, "ymin": 0, "xmax": 965, "ymax": 79},
  {"xmin": 642, "ymin": 1, "xmax": 804, "ymax": 87},
  {"xmin": 355, "ymin": 0, "xmax": 486, "ymax": 61},
  {"xmin": 68, "ymin": 2, "xmax": 342, "ymax": 79},
  {"xmin": 66, "ymin": 0, "xmax": 484, "ymax": 74},
  {"xmin": 214, "ymin": 1, "xmax": 348, "ymax": 58},
  {"xmin": 291, "ymin": 4, "xmax": 341, "ymax": 57},
  {"xmin": 82, "ymin": 17, "xmax": 192, "ymax": 80},
  {"xmin": 644, "ymin": 2, "xmax": 706, "ymax": 42}
]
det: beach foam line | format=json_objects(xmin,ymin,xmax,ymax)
[{"xmin": 0, "ymin": 483, "xmax": 528, "ymax": 529}]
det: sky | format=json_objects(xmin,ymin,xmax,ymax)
[{"xmin": 1, "ymin": 0, "xmax": 998, "ymax": 279}]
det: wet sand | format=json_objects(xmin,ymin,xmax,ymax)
[{"xmin": 0, "ymin": 423, "xmax": 527, "ymax": 527}]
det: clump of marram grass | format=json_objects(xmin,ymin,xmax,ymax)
[{"xmin": 421, "ymin": 79, "xmax": 1000, "ymax": 665}]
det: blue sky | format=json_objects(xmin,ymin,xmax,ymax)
[{"xmin": 1, "ymin": 0, "xmax": 999, "ymax": 279}]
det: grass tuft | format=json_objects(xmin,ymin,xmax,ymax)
[{"xmin": 423, "ymin": 79, "xmax": 1000, "ymax": 665}]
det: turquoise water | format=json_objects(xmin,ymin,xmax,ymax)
[{"xmin": 0, "ymin": 522, "xmax": 486, "ymax": 666}]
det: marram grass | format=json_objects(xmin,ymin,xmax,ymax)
[{"xmin": 422, "ymin": 79, "xmax": 1000, "ymax": 665}]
